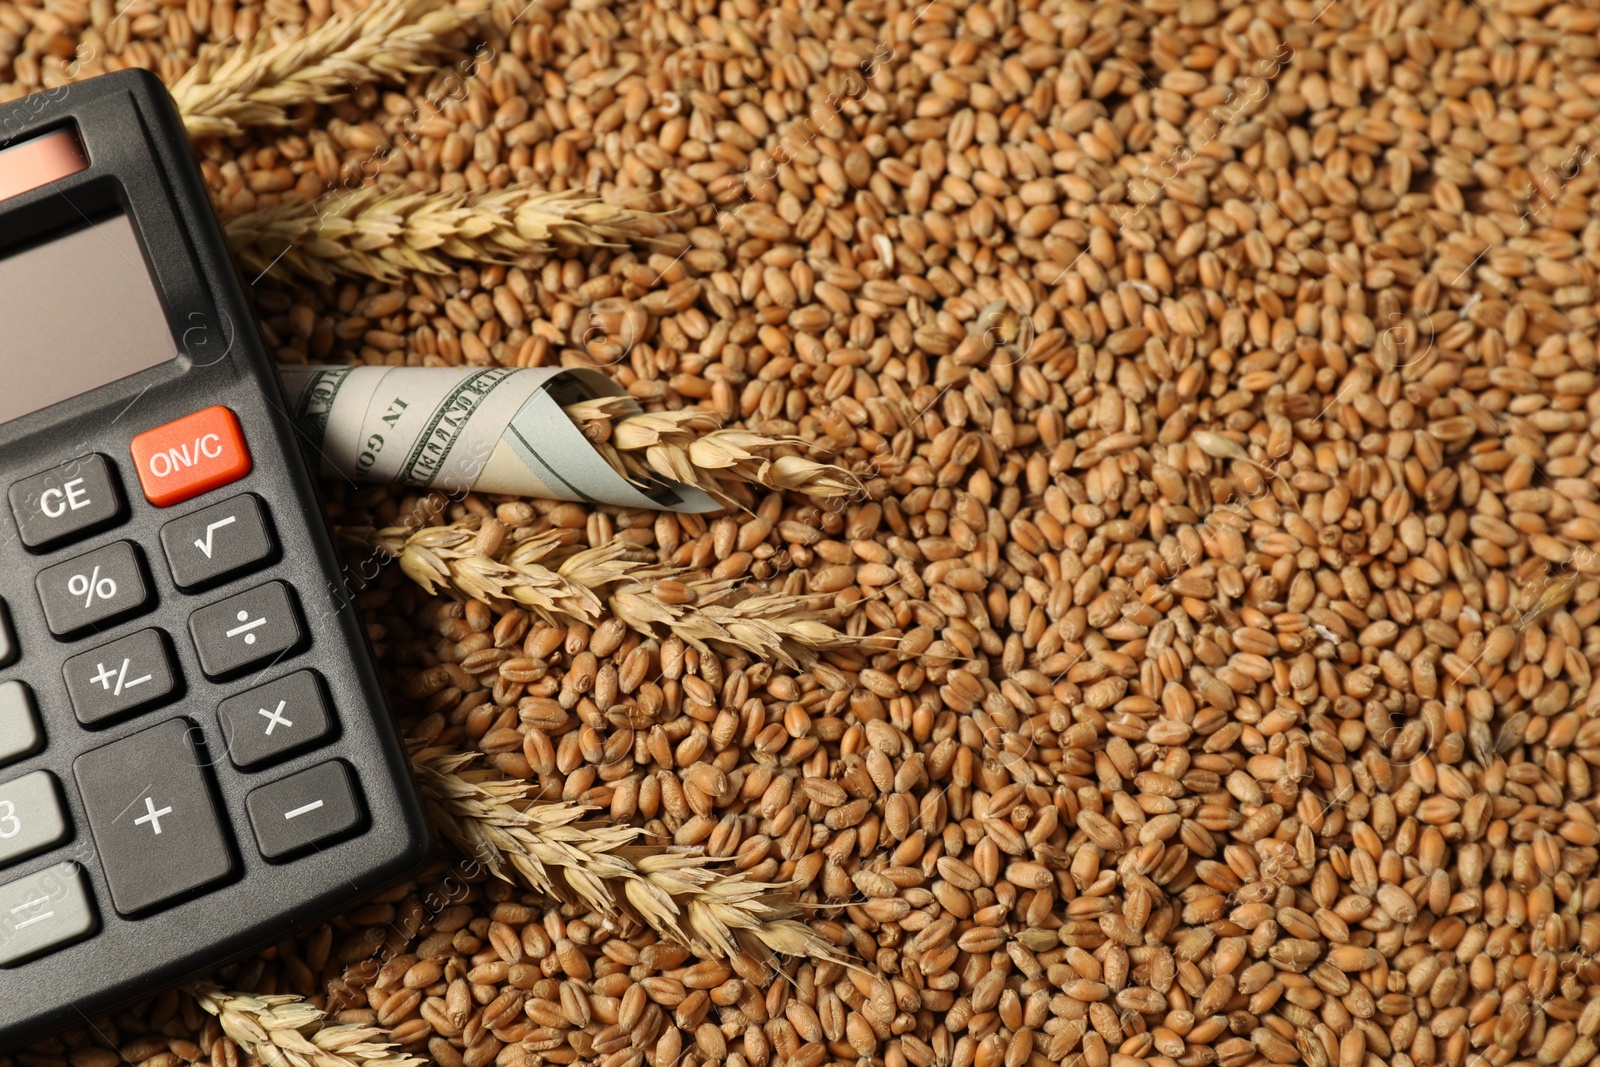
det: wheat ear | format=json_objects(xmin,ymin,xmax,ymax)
[
  {"xmin": 564, "ymin": 396, "xmax": 861, "ymax": 504},
  {"xmin": 412, "ymin": 748, "xmax": 838, "ymax": 964},
  {"xmin": 226, "ymin": 184, "xmax": 653, "ymax": 284},
  {"xmin": 190, "ymin": 986, "xmax": 425, "ymax": 1067},
  {"xmin": 171, "ymin": 0, "xmax": 477, "ymax": 138},
  {"xmin": 343, "ymin": 520, "xmax": 856, "ymax": 666}
]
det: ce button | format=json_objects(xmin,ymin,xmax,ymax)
[{"xmin": 8, "ymin": 454, "xmax": 124, "ymax": 550}]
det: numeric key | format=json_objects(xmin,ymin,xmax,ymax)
[{"xmin": 0, "ymin": 771, "xmax": 69, "ymax": 868}]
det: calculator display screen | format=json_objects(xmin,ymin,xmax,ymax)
[{"xmin": 0, "ymin": 212, "xmax": 174, "ymax": 424}]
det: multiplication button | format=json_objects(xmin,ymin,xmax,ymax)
[
  {"xmin": 8, "ymin": 454, "xmax": 123, "ymax": 550},
  {"xmin": 245, "ymin": 761, "xmax": 363, "ymax": 860},
  {"xmin": 63, "ymin": 629, "xmax": 179, "ymax": 726},
  {"xmin": 188, "ymin": 582, "xmax": 303, "ymax": 679},
  {"xmin": 218, "ymin": 671, "xmax": 332, "ymax": 769},
  {"xmin": 73, "ymin": 719, "xmax": 235, "ymax": 915},
  {"xmin": 36, "ymin": 541, "xmax": 150, "ymax": 636}
]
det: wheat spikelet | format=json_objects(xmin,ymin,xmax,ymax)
[
  {"xmin": 563, "ymin": 397, "xmax": 861, "ymax": 504},
  {"xmin": 171, "ymin": 0, "xmax": 478, "ymax": 138},
  {"xmin": 226, "ymin": 184, "xmax": 654, "ymax": 284},
  {"xmin": 411, "ymin": 747, "xmax": 838, "ymax": 964},
  {"xmin": 190, "ymin": 986, "xmax": 425, "ymax": 1067},
  {"xmin": 343, "ymin": 519, "xmax": 855, "ymax": 664}
]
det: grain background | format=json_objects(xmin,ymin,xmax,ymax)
[{"xmin": 4, "ymin": 0, "xmax": 1600, "ymax": 1066}]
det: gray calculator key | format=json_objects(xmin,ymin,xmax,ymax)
[
  {"xmin": 63, "ymin": 629, "xmax": 179, "ymax": 726},
  {"xmin": 9, "ymin": 454, "xmax": 123, "ymax": 550},
  {"xmin": 0, "ymin": 862, "xmax": 97, "ymax": 966},
  {"xmin": 159, "ymin": 494, "xmax": 275, "ymax": 590},
  {"xmin": 218, "ymin": 671, "xmax": 332, "ymax": 769},
  {"xmin": 0, "ymin": 598, "xmax": 15, "ymax": 668},
  {"xmin": 245, "ymin": 761, "xmax": 363, "ymax": 860},
  {"xmin": 0, "ymin": 682, "xmax": 43, "ymax": 768},
  {"xmin": 74, "ymin": 719, "xmax": 234, "ymax": 915},
  {"xmin": 189, "ymin": 582, "xmax": 303, "ymax": 679},
  {"xmin": 36, "ymin": 541, "xmax": 150, "ymax": 636},
  {"xmin": 0, "ymin": 771, "xmax": 69, "ymax": 868}
]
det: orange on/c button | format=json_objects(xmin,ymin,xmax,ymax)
[{"xmin": 130, "ymin": 406, "xmax": 252, "ymax": 507}]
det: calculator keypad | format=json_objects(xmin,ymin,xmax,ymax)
[
  {"xmin": 63, "ymin": 629, "xmax": 179, "ymax": 726},
  {"xmin": 8, "ymin": 454, "xmax": 123, "ymax": 550},
  {"xmin": 73, "ymin": 719, "xmax": 236, "ymax": 915},
  {"xmin": 36, "ymin": 541, "xmax": 150, "ymax": 635},
  {"xmin": 218, "ymin": 671, "xmax": 332, "ymax": 769},
  {"xmin": 0, "ymin": 682, "xmax": 42, "ymax": 767},
  {"xmin": 0, "ymin": 406, "xmax": 376, "ymax": 983},
  {"xmin": 0, "ymin": 862, "xmax": 97, "ymax": 967},
  {"xmin": 245, "ymin": 761, "xmax": 363, "ymax": 861},
  {"xmin": 159, "ymin": 494, "xmax": 275, "ymax": 590},
  {"xmin": 0, "ymin": 772, "xmax": 69, "ymax": 867}
]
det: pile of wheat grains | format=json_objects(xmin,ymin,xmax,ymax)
[{"xmin": 5, "ymin": 0, "xmax": 1600, "ymax": 1066}]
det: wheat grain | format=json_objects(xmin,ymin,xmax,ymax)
[
  {"xmin": 190, "ymin": 986, "xmax": 425, "ymax": 1067},
  {"xmin": 170, "ymin": 0, "xmax": 478, "ymax": 138},
  {"xmin": 225, "ymin": 184, "xmax": 654, "ymax": 283}
]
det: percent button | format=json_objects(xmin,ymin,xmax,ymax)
[
  {"xmin": 189, "ymin": 581, "xmax": 304, "ymax": 679},
  {"xmin": 36, "ymin": 541, "xmax": 151, "ymax": 636}
]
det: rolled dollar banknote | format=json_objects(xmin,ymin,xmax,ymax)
[{"xmin": 278, "ymin": 364, "xmax": 721, "ymax": 513}]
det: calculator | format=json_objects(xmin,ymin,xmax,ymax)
[{"xmin": 0, "ymin": 71, "xmax": 430, "ymax": 1044}]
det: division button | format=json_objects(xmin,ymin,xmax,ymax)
[
  {"xmin": 159, "ymin": 493, "xmax": 275, "ymax": 591},
  {"xmin": 0, "ymin": 862, "xmax": 97, "ymax": 967},
  {"xmin": 245, "ymin": 761, "xmax": 363, "ymax": 861},
  {"xmin": 0, "ymin": 682, "xmax": 42, "ymax": 769},
  {"xmin": 218, "ymin": 670, "xmax": 333, "ymax": 769},
  {"xmin": 63, "ymin": 629, "xmax": 180, "ymax": 726},
  {"xmin": 8, "ymin": 454, "xmax": 123, "ymax": 550},
  {"xmin": 73, "ymin": 718, "xmax": 235, "ymax": 915},
  {"xmin": 188, "ymin": 581, "xmax": 303, "ymax": 679},
  {"xmin": 0, "ymin": 771, "xmax": 69, "ymax": 869},
  {"xmin": 35, "ymin": 541, "xmax": 150, "ymax": 637}
]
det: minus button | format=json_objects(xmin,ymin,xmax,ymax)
[{"xmin": 245, "ymin": 761, "xmax": 363, "ymax": 861}]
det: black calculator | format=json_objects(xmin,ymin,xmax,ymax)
[{"xmin": 0, "ymin": 72, "xmax": 430, "ymax": 1043}]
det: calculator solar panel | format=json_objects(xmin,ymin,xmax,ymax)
[{"xmin": 0, "ymin": 71, "xmax": 431, "ymax": 1046}]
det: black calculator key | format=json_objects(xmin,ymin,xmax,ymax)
[
  {"xmin": 0, "ymin": 771, "xmax": 69, "ymax": 868},
  {"xmin": 36, "ymin": 541, "xmax": 150, "ymax": 636},
  {"xmin": 0, "ymin": 599, "xmax": 15, "ymax": 668},
  {"xmin": 8, "ymin": 454, "xmax": 123, "ymax": 551},
  {"xmin": 246, "ymin": 761, "xmax": 363, "ymax": 860},
  {"xmin": 0, "ymin": 683, "xmax": 42, "ymax": 769},
  {"xmin": 63, "ymin": 630, "xmax": 179, "ymax": 726},
  {"xmin": 159, "ymin": 494, "xmax": 275, "ymax": 591},
  {"xmin": 0, "ymin": 862, "xmax": 97, "ymax": 967},
  {"xmin": 189, "ymin": 582, "xmax": 303, "ymax": 679},
  {"xmin": 73, "ymin": 719, "xmax": 235, "ymax": 915},
  {"xmin": 219, "ymin": 671, "xmax": 333, "ymax": 769}
]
